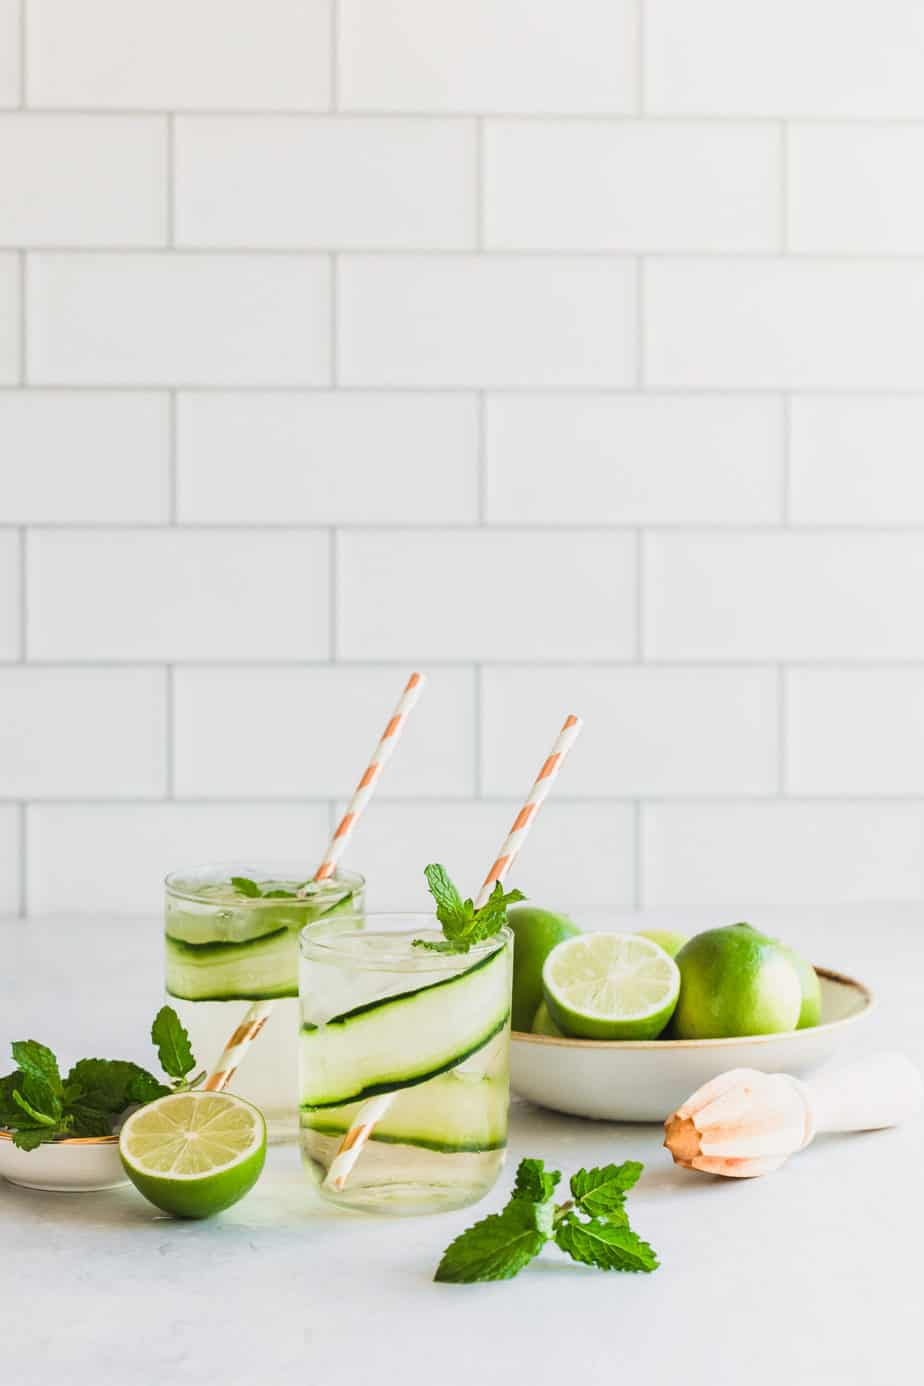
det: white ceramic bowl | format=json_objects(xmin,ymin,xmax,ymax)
[
  {"xmin": 0, "ymin": 1132, "xmax": 127, "ymax": 1191},
  {"xmin": 510, "ymin": 966, "xmax": 873, "ymax": 1123}
]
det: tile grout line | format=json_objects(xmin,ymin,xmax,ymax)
[
  {"xmin": 330, "ymin": 0, "xmax": 339, "ymax": 111},
  {"xmin": 635, "ymin": 529, "xmax": 645, "ymax": 661},
  {"xmin": 636, "ymin": 0, "xmax": 646, "ymax": 114},
  {"xmin": 18, "ymin": 252, "xmax": 27, "ymax": 384},
  {"xmin": 330, "ymin": 253, "xmax": 338, "ymax": 385},
  {"xmin": 473, "ymin": 664, "xmax": 483, "ymax": 798},
  {"xmin": 779, "ymin": 121, "xmax": 789, "ymax": 253},
  {"xmin": 781, "ymin": 394, "xmax": 791, "ymax": 523},
  {"xmin": 476, "ymin": 393, "xmax": 487, "ymax": 522},
  {"xmin": 18, "ymin": 0, "xmax": 25, "ymax": 107},
  {"xmin": 19, "ymin": 107, "xmax": 924, "ymax": 124},
  {"xmin": 635, "ymin": 257, "xmax": 645, "ymax": 388},
  {"xmin": 329, "ymin": 529, "xmax": 339, "ymax": 661},
  {"xmin": 167, "ymin": 391, "xmax": 178, "ymax": 521},
  {"xmin": 777, "ymin": 666, "xmax": 787, "ymax": 795},
  {"xmin": 166, "ymin": 114, "xmax": 176, "ymax": 245},
  {"xmin": 633, "ymin": 800, "xmax": 643, "ymax": 908},
  {"xmin": 18, "ymin": 802, "xmax": 28, "ymax": 919},
  {"xmin": 165, "ymin": 665, "xmax": 175, "ymax": 799},
  {"xmin": 17, "ymin": 526, "xmax": 26, "ymax": 661}
]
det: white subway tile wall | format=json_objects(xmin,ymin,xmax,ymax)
[{"xmin": 3, "ymin": 1, "xmax": 924, "ymax": 915}]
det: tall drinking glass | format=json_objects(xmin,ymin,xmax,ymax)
[
  {"xmin": 165, "ymin": 864, "xmax": 365, "ymax": 1142},
  {"xmin": 299, "ymin": 914, "xmax": 512, "ymax": 1214}
]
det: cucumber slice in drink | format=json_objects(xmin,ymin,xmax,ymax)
[
  {"xmin": 300, "ymin": 946, "xmax": 511, "ymax": 1110},
  {"xmin": 165, "ymin": 928, "xmax": 297, "ymax": 1001},
  {"xmin": 303, "ymin": 1072, "xmax": 508, "ymax": 1153},
  {"xmin": 165, "ymin": 886, "xmax": 359, "ymax": 1001}
]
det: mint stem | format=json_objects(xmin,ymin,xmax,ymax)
[{"xmin": 552, "ymin": 1199, "xmax": 574, "ymax": 1224}]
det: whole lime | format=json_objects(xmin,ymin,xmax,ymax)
[
  {"xmin": 637, "ymin": 927, "xmax": 687, "ymax": 959},
  {"xmin": 507, "ymin": 905, "xmax": 580, "ymax": 1031},
  {"xmin": 531, "ymin": 1000, "xmax": 565, "ymax": 1037},
  {"xmin": 778, "ymin": 944, "xmax": 822, "ymax": 1029},
  {"xmin": 670, "ymin": 923, "xmax": 802, "ymax": 1039}
]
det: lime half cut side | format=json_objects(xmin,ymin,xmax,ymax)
[
  {"xmin": 542, "ymin": 933, "xmax": 681, "ymax": 1040},
  {"xmin": 119, "ymin": 1091, "xmax": 266, "ymax": 1219}
]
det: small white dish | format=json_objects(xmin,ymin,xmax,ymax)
[
  {"xmin": 510, "ymin": 966, "xmax": 873, "ymax": 1123},
  {"xmin": 0, "ymin": 1132, "xmax": 127, "ymax": 1191}
]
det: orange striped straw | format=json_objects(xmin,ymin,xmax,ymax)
[
  {"xmin": 323, "ymin": 711, "xmax": 583, "ymax": 1191},
  {"xmin": 204, "ymin": 671, "xmax": 426, "ymax": 1096}
]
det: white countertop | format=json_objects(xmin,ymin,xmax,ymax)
[{"xmin": 2, "ymin": 906, "xmax": 922, "ymax": 1386}]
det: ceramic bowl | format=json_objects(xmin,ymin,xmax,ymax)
[
  {"xmin": 0, "ymin": 1132, "xmax": 128, "ymax": 1191},
  {"xmin": 510, "ymin": 966, "xmax": 873, "ymax": 1123}
]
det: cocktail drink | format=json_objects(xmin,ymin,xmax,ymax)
[
  {"xmin": 299, "ymin": 914, "xmax": 513, "ymax": 1214},
  {"xmin": 165, "ymin": 865, "xmax": 365, "ymax": 1141}
]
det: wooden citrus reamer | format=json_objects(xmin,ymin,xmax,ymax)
[
  {"xmin": 323, "ymin": 712, "xmax": 584, "ymax": 1192},
  {"xmin": 664, "ymin": 1052, "xmax": 923, "ymax": 1178},
  {"xmin": 204, "ymin": 671, "xmax": 426, "ymax": 1095}
]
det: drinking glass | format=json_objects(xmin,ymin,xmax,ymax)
[
  {"xmin": 165, "ymin": 863, "xmax": 365, "ymax": 1142},
  {"xmin": 299, "ymin": 913, "xmax": 512, "ymax": 1214}
]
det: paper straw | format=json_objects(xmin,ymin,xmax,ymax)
[
  {"xmin": 323, "ymin": 712, "xmax": 582, "ymax": 1191},
  {"xmin": 204, "ymin": 672, "xmax": 426, "ymax": 1095}
]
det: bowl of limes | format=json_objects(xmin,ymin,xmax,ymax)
[{"xmin": 507, "ymin": 909, "xmax": 873, "ymax": 1123}]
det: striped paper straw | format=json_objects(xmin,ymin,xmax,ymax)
[
  {"xmin": 204, "ymin": 671, "xmax": 426, "ymax": 1096},
  {"xmin": 323, "ymin": 711, "xmax": 583, "ymax": 1191}
]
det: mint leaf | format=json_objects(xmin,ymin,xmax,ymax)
[
  {"xmin": 11, "ymin": 1127, "xmax": 51, "ymax": 1151},
  {"xmin": 0, "ymin": 1071, "xmax": 21, "ymax": 1126},
  {"xmin": 513, "ymin": 1157, "xmax": 561, "ymax": 1205},
  {"xmin": 467, "ymin": 882, "xmax": 526, "ymax": 946},
  {"xmin": 151, "ymin": 1006, "xmax": 196, "ymax": 1080},
  {"xmin": 12, "ymin": 1039, "xmax": 62, "ymax": 1096},
  {"xmin": 435, "ymin": 1198, "xmax": 551, "ymax": 1283},
  {"xmin": 262, "ymin": 889, "xmax": 297, "ymax": 899},
  {"xmin": 64, "ymin": 1105, "xmax": 116, "ymax": 1138},
  {"xmin": 555, "ymin": 1213, "xmax": 658, "ymax": 1273},
  {"xmin": 66, "ymin": 1058, "xmax": 168, "ymax": 1112},
  {"xmin": 570, "ymin": 1161, "xmax": 643, "ymax": 1217},
  {"xmin": 230, "ymin": 876, "xmax": 261, "ymax": 898},
  {"xmin": 12, "ymin": 1086, "xmax": 58, "ymax": 1127},
  {"xmin": 420, "ymin": 865, "xmax": 525, "ymax": 953},
  {"xmin": 424, "ymin": 864, "xmax": 469, "ymax": 931}
]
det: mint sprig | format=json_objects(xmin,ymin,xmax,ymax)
[
  {"xmin": 415, "ymin": 864, "xmax": 526, "ymax": 954},
  {"xmin": 230, "ymin": 875, "xmax": 313, "ymax": 902},
  {"xmin": 0, "ymin": 1006, "xmax": 203, "ymax": 1151},
  {"xmin": 435, "ymin": 1157, "xmax": 658, "ymax": 1282}
]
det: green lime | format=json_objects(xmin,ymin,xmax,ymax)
[
  {"xmin": 778, "ymin": 944, "xmax": 822, "ymax": 1029},
  {"xmin": 670, "ymin": 923, "xmax": 802, "ymax": 1040},
  {"xmin": 542, "ymin": 933, "xmax": 680, "ymax": 1040},
  {"xmin": 637, "ymin": 927, "xmax": 687, "ymax": 959},
  {"xmin": 119, "ymin": 1091, "xmax": 266, "ymax": 1219},
  {"xmin": 507, "ymin": 905, "xmax": 580, "ymax": 1031},
  {"xmin": 531, "ymin": 1000, "xmax": 565, "ymax": 1037}
]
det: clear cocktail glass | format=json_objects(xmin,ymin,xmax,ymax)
[
  {"xmin": 165, "ymin": 863, "xmax": 365, "ymax": 1142},
  {"xmin": 299, "ymin": 913, "xmax": 512, "ymax": 1214}
]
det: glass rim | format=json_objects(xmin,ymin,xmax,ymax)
[
  {"xmin": 299, "ymin": 914, "xmax": 512, "ymax": 970},
  {"xmin": 164, "ymin": 862, "xmax": 366, "ymax": 908}
]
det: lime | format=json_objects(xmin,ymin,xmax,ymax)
[
  {"xmin": 530, "ymin": 1000, "xmax": 565, "ymax": 1037},
  {"xmin": 637, "ymin": 927, "xmax": 687, "ymax": 959},
  {"xmin": 507, "ymin": 905, "xmax": 580, "ymax": 1031},
  {"xmin": 778, "ymin": 944, "xmax": 822, "ymax": 1029},
  {"xmin": 670, "ymin": 923, "xmax": 802, "ymax": 1040},
  {"xmin": 119, "ymin": 1091, "xmax": 266, "ymax": 1219},
  {"xmin": 542, "ymin": 933, "xmax": 680, "ymax": 1040}
]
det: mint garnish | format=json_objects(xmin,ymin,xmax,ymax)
[
  {"xmin": 435, "ymin": 1157, "xmax": 658, "ymax": 1282},
  {"xmin": 414, "ymin": 863, "xmax": 525, "ymax": 954},
  {"xmin": 0, "ymin": 1006, "xmax": 203, "ymax": 1151}
]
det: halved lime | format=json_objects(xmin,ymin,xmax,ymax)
[
  {"xmin": 542, "ymin": 933, "xmax": 680, "ymax": 1040},
  {"xmin": 119, "ymin": 1091, "xmax": 266, "ymax": 1219}
]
